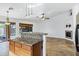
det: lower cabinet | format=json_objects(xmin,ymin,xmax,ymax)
[
  {"xmin": 9, "ymin": 40, "xmax": 42, "ymax": 56},
  {"xmin": 15, "ymin": 42, "xmax": 22, "ymax": 56},
  {"xmin": 21, "ymin": 44, "xmax": 32, "ymax": 56},
  {"xmin": 9, "ymin": 40, "xmax": 15, "ymax": 53},
  {"xmin": 32, "ymin": 42, "xmax": 42, "ymax": 56}
]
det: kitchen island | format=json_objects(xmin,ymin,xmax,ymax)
[
  {"xmin": 9, "ymin": 39, "xmax": 42, "ymax": 56},
  {"xmin": 9, "ymin": 32, "xmax": 47, "ymax": 56}
]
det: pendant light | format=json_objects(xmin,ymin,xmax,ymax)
[
  {"xmin": 5, "ymin": 10, "xmax": 10, "ymax": 25},
  {"xmin": 26, "ymin": 3, "xmax": 32, "ymax": 16}
]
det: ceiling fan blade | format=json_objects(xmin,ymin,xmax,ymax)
[
  {"xmin": 36, "ymin": 13, "xmax": 50, "ymax": 20},
  {"xmin": 45, "ymin": 17, "xmax": 50, "ymax": 19}
]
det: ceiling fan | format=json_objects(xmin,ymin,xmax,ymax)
[{"xmin": 37, "ymin": 13, "xmax": 50, "ymax": 21}]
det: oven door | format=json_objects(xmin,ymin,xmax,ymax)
[{"xmin": 65, "ymin": 31, "xmax": 72, "ymax": 39}]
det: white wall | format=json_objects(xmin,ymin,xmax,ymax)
[{"xmin": 33, "ymin": 10, "xmax": 73, "ymax": 39}]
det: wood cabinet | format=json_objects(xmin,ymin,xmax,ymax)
[
  {"xmin": 9, "ymin": 40, "xmax": 42, "ymax": 56},
  {"xmin": 19, "ymin": 23, "xmax": 33, "ymax": 27},
  {"xmin": 19, "ymin": 23, "xmax": 33, "ymax": 32},
  {"xmin": 15, "ymin": 42, "xmax": 22, "ymax": 55},
  {"xmin": 32, "ymin": 42, "xmax": 42, "ymax": 56},
  {"xmin": 21, "ymin": 45, "xmax": 32, "ymax": 56},
  {"xmin": 9, "ymin": 40, "xmax": 15, "ymax": 53}
]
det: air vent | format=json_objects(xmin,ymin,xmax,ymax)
[{"xmin": 69, "ymin": 9, "xmax": 72, "ymax": 16}]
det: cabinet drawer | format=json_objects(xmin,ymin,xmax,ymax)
[
  {"xmin": 10, "ymin": 45, "xmax": 15, "ymax": 52},
  {"xmin": 15, "ymin": 47, "xmax": 21, "ymax": 56},
  {"xmin": 15, "ymin": 46, "xmax": 21, "ymax": 53},
  {"xmin": 21, "ymin": 48, "xmax": 31, "ymax": 55},
  {"xmin": 15, "ymin": 47, "xmax": 31, "ymax": 56},
  {"xmin": 22, "ymin": 45, "xmax": 31, "ymax": 51},
  {"xmin": 20, "ymin": 52, "xmax": 31, "ymax": 56},
  {"xmin": 9, "ymin": 40, "xmax": 14, "ymax": 45},
  {"xmin": 15, "ymin": 51, "xmax": 21, "ymax": 56},
  {"xmin": 15, "ymin": 42, "xmax": 21, "ymax": 48},
  {"xmin": 15, "ymin": 47, "xmax": 21, "ymax": 50}
]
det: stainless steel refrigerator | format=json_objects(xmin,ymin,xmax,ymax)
[{"xmin": 75, "ymin": 24, "xmax": 79, "ymax": 52}]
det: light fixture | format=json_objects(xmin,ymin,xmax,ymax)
[
  {"xmin": 37, "ymin": 13, "xmax": 50, "ymax": 21},
  {"xmin": 5, "ymin": 10, "xmax": 10, "ymax": 25},
  {"xmin": 5, "ymin": 17, "xmax": 10, "ymax": 25},
  {"xmin": 26, "ymin": 3, "xmax": 32, "ymax": 16}
]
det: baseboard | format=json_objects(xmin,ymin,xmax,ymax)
[{"xmin": 46, "ymin": 36, "xmax": 73, "ymax": 42}]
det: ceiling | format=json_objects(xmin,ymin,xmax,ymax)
[{"xmin": 0, "ymin": 3, "xmax": 78, "ymax": 21}]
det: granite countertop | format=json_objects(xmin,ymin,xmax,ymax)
[
  {"xmin": 21, "ymin": 32, "xmax": 48, "ymax": 35},
  {"xmin": 11, "ymin": 38, "xmax": 42, "ymax": 46}
]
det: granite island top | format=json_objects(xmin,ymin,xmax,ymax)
[{"xmin": 11, "ymin": 38, "xmax": 43, "ymax": 46}]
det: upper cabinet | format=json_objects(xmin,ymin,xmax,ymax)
[{"xmin": 19, "ymin": 23, "xmax": 33, "ymax": 32}]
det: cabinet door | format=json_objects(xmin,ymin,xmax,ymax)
[
  {"xmin": 15, "ymin": 42, "xmax": 22, "ymax": 55},
  {"xmin": 21, "ymin": 45, "xmax": 32, "ymax": 56},
  {"xmin": 20, "ymin": 48, "xmax": 31, "ymax": 56},
  {"xmin": 22, "ymin": 45, "xmax": 31, "ymax": 51},
  {"xmin": 9, "ymin": 40, "xmax": 15, "ymax": 53},
  {"xmin": 33, "ymin": 42, "xmax": 42, "ymax": 56}
]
